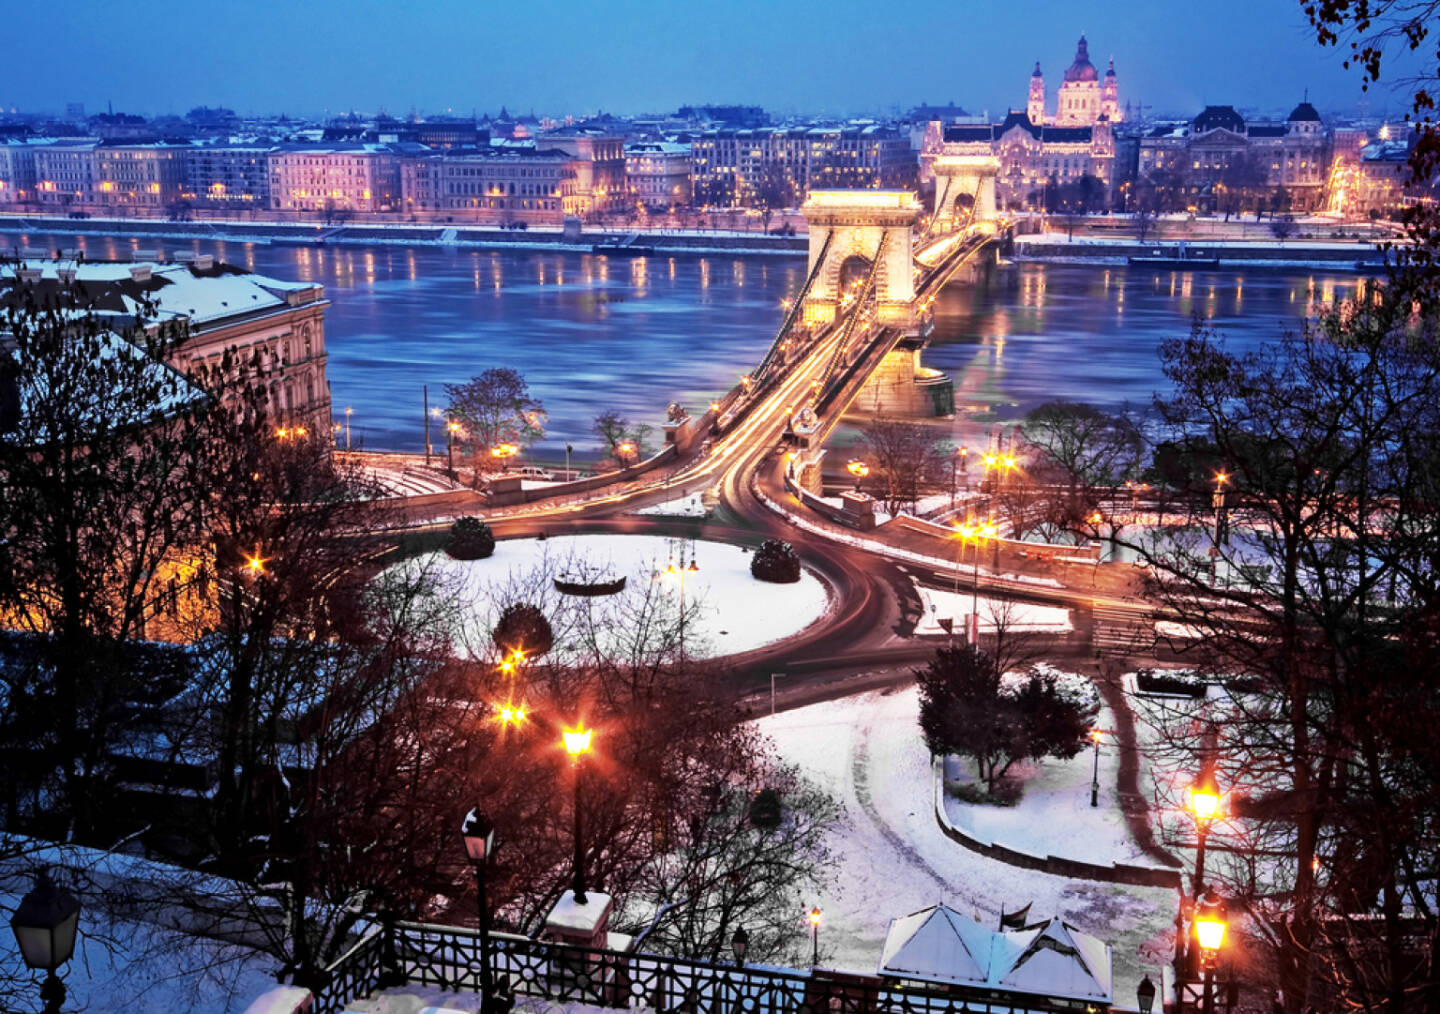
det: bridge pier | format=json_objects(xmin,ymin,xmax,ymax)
[
  {"xmin": 931, "ymin": 156, "xmax": 1000, "ymax": 235},
  {"xmin": 853, "ymin": 341, "xmax": 954, "ymax": 418}
]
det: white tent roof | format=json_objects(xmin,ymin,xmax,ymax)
[
  {"xmin": 878, "ymin": 904, "xmax": 990, "ymax": 987},
  {"xmin": 993, "ymin": 917, "xmax": 1112, "ymax": 1003},
  {"xmin": 879, "ymin": 905, "xmax": 1112, "ymax": 1005}
]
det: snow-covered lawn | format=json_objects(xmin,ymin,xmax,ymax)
[
  {"xmin": 400, "ymin": 534, "xmax": 831, "ymax": 660},
  {"xmin": 755, "ymin": 686, "xmax": 1178, "ymax": 1007},
  {"xmin": 912, "ymin": 586, "xmax": 1072, "ymax": 635},
  {"xmin": 940, "ymin": 701, "xmax": 1151, "ymax": 868}
]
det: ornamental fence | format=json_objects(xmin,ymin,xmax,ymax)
[{"xmin": 311, "ymin": 920, "xmax": 1100, "ymax": 1014}]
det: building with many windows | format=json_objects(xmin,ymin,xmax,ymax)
[
  {"xmin": 401, "ymin": 145, "xmax": 571, "ymax": 219},
  {"xmin": 93, "ymin": 144, "xmax": 188, "ymax": 212},
  {"xmin": 625, "ymin": 142, "xmax": 692, "ymax": 209},
  {"xmin": 1137, "ymin": 102, "xmax": 1332, "ymax": 212},
  {"xmin": 0, "ymin": 142, "xmax": 40, "ymax": 205},
  {"xmin": 268, "ymin": 144, "xmax": 407, "ymax": 214},
  {"xmin": 539, "ymin": 130, "xmax": 626, "ymax": 217},
  {"xmin": 33, "ymin": 140, "xmax": 100, "ymax": 209},
  {"xmin": 927, "ymin": 112, "xmax": 1115, "ymax": 210},
  {"xmin": 690, "ymin": 125, "xmax": 914, "ymax": 208},
  {"xmin": 184, "ymin": 144, "xmax": 274, "ymax": 207}
]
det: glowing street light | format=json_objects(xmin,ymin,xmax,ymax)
[
  {"xmin": 808, "ymin": 906, "xmax": 822, "ymax": 967},
  {"xmin": 446, "ymin": 420, "xmax": 461, "ymax": 476},
  {"xmin": 490, "ymin": 443, "xmax": 519, "ymax": 471},
  {"xmin": 954, "ymin": 521, "xmax": 996, "ymax": 645},
  {"xmin": 1192, "ymin": 889, "xmax": 1228, "ymax": 1014},
  {"xmin": 563, "ymin": 723, "xmax": 594, "ymax": 904},
  {"xmin": 1190, "ymin": 770, "xmax": 1221, "ymax": 895},
  {"xmin": 344, "ymin": 406, "xmax": 353, "ymax": 451},
  {"xmin": 1089, "ymin": 729, "xmax": 1103, "ymax": 807},
  {"xmin": 846, "ymin": 459, "xmax": 870, "ymax": 492}
]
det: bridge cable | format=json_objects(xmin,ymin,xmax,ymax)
[
  {"xmin": 812, "ymin": 233, "xmax": 889, "ymax": 401},
  {"xmin": 752, "ymin": 229, "xmax": 834, "ymax": 384}
]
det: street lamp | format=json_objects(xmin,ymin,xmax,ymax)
[
  {"xmin": 846, "ymin": 460, "xmax": 869, "ymax": 492},
  {"xmin": 1193, "ymin": 889, "xmax": 1228, "ymax": 1014},
  {"xmin": 617, "ymin": 441, "xmax": 636, "ymax": 468},
  {"xmin": 10, "ymin": 869, "xmax": 81, "ymax": 1014},
  {"xmin": 447, "ymin": 421, "xmax": 461, "ymax": 476},
  {"xmin": 1089, "ymin": 729, "xmax": 1103, "ymax": 808},
  {"xmin": 661, "ymin": 555, "xmax": 700, "ymax": 665},
  {"xmin": 954, "ymin": 521, "xmax": 996, "ymax": 645},
  {"xmin": 491, "ymin": 443, "xmax": 519, "ymax": 471},
  {"xmin": 344, "ymin": 406, "xmax": 353, "ymax": 451},
  {"xmin": 562, "ymin": 724, "xmax": 594, "ymax": 904},
  {"xmin": 1189, "ymin": 771, "xmax": 1220, "ymax": 895},
  {"xmin": 952, "ymin": 445, "xmax": 969, "ymax": 508},
  {"xmin": 807, "ymin": 906, "xmax": 821, "ymax": 967},
  {"xmin": 730, "ymin": 926, "xmax": 748, "ymax": 968},
  {"xmin": 461, "ymin": 808, "xmax": 498, "ymax": 1013},
  {"xmin": 1136, "ymin": 974, "xmax": 1156, "ymax": 1014}
]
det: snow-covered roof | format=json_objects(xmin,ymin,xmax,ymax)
[
  {"xmin": 878, "ymin": 904, "xmax": 990, "ymax": 986},
  {"xmin": 992, "ymin": 917, "xmax": 1112, "ymax": 1002},
  {"xmin": 878, "ymin": 905, "xmax": 1112, "ymax": 1005},
  {"xmin": 3, "ymin": 260, "xmax": 321, "ymax": 329}
]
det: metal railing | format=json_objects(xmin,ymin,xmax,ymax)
[{"xmin": 313, "ymin": 920, "xmax": 1102, "ymax": 1014}]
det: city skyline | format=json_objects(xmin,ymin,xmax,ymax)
[{"xmin": 5, "ymin": 0, "xmax": 1414, "ymax": 122}]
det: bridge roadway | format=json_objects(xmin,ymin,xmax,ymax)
[{"xmin": 396, "ymin": 225, "xmax": 1161, "ymax": 697}]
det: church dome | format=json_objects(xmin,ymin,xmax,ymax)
[
  {"xmin": 1063, "ymin": 36, "xmax": 1098, "ymax": 82},
  {"xmin": 1287, "ymin": 100, "xmax": 1321, "ymax": 123}
]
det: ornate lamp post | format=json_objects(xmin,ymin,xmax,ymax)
[
  {"xmin": 1136, "ymin": 974, "xmax": 1156, "ymax": 1014},
  {"xmin": 562, "ymin": 724, "xmax": 594, "ymax": 903},
  {"xmin": 344, "ymin": 406, "xmax": 353, "ymax": 451},
  {"xmin": 1189, "ymin": 771, "xmax": 1221, "ymax": 895},
  {"xmin": 1193, "ymin": 889, "xmax": 1228, "ymax": 1014},
  {"xmin": 662, "ymin": 555, "xmax": 700, "ymax": 664},
  {"xmin": 447, "ymin": 421, "xmax": 461, "ymax": 476},
  {"xmin": 1089, "ymin": 728, "xmax": 1103, "ymax": 808},
  {"xmin": 10, "ymin": 870, "xmax": 81, "ymax": 1014},
  {"xmin": 730, "ymin": 926, "xmax": 748, "ymax": 968},
  {"xmin": 846, "ymin": 460, "xmax": 869, "ymax": 493},
  {"xmin": 461, "ymin": 808, "xmax": 497, "ymax": 1013},
  {"xmin": 807, "ymin": 906, "xmax": 821, "ymax": 967}
]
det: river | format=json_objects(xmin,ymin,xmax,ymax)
[{"xmin": 9, "ymin": 230, "xmax": 1370, "ymax": 458}]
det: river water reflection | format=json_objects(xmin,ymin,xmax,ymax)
[{"xmin": 13, "ymin": 231, "xmax": 1371, "ymax": 456}]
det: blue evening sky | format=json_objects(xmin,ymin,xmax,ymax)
[{"xmin": 2, "ymin": 0, "xmax": 1415, "ymax": 121}]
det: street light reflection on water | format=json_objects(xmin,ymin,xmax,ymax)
[{"xmin": 12, "ymin": 231, "xmax": 1364, "ymax": 458}]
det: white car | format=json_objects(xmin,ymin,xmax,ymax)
[{"xmin": 515, "ymin": 465, "xmax": 555, "ymax": 481}]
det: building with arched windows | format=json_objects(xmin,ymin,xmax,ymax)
[{"xmin": 920, "ymin": 36, "xmax": 1122, "ymax": 210}]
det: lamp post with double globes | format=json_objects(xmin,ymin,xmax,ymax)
[
  {"xmin": 9, "ymin": 869, "xmax": 81, "ymax": 1014},
  {"xmin": 461, "ymin": 808, "xmax": 498, "ymax": 1014}
]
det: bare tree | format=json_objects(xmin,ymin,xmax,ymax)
[{"xmin": 862, "ymin": 418, "xmax": 944, "ymax": 517}]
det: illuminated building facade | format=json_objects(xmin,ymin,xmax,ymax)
[
  {"xmin": 1138, "ymin": 103, "xmax": 1332, "ymax": 212},
  {"xmin": 184, "ymin": 144, "xmax": 274, "ymax": 207},
  {"xmin": 268, "ymin": 144, "xmax": 405, "ymax": 214},
  {"xmin": 93, "ymin": 144, "xmax": 188, "ymax": 211},
  {"xmin": 401, "ymin": 146, "xmax": 571, "ymax": 218},
  {"xmin": 690, "ymin": 126, "xmax": 913, "ymax": 208},
  {"xmin": 625, "ymin": 142, "xmax": 692, "ymax": 209},
  {"xmin": 33, "ymin": 140, "xmax": 100, "ymax": 209}
]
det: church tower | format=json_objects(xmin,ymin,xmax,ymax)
[
  {"xmin": 1101, "ymin": 57, "xmax": 1121, "ymax": 122},
  {"xmin": 1027, "ymin": 61, "xmax": 1046, "ymax": 125},
  {"xmin": 1055, "ymin": 35, "xmax": 1101, "ymax": 125}
]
